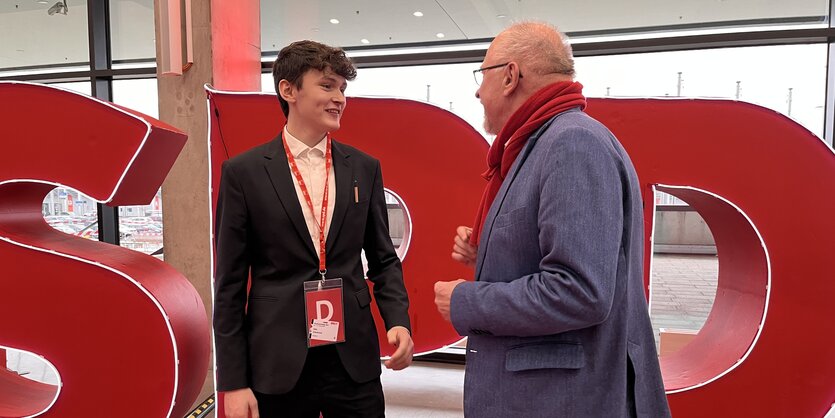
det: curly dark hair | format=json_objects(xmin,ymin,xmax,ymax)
[{"xmin": 272, "ymin": 40, "xmax": 358, "ymax": 117}]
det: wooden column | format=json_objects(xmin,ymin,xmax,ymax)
[{"xmin": 154, "ymin": 0, "xmax": 261, "ymax": 413}]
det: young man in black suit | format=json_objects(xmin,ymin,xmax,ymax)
[{"xmin": 214, "ymin": 40, "xmax": 413, "ymax": 418}]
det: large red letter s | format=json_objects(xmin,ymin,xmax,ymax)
[{"xmin": 0, "ymin": 82, "xmax": 210, "ymax": 417}]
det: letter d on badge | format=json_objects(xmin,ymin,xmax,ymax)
[{"xmin": 316, "ymin": 300, "xmax": 334, "ymax": 321}]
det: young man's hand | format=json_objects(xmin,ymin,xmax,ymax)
[
  {"xmin": 451, "ymin": 226, "xmax": 477, "ymax": 267},
  {"xmin": 224, "ymin": 387, "xmax": 259, "ymax": 418},
  {"xmin": 384, "ymin": 326, "xmax": 414, "ymax": 370}
]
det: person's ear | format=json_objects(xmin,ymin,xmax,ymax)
[
  {"xmin": 501, "ymin": 63, "xmax": 521, "ymax": 97},
  {"xmin": 278, "ymin": 79, "xmax": 296, "ymax": 104}
]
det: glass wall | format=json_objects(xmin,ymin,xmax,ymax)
[
  {"xmin": 53, "ymin": 81, "xmax": 93, "ymax": 96},
  {"xmin": 110, "ymin": 0, "xmax": 156, "ymax": 65},
  {"xmin": 112, "ymin": 78, "xmax": 159, "ymax": 118},
  {"xmin": 0, "ymin": 0, "xmax": 89, "ymax": 71},
  {"xmin": 42, "ymin": 188, "xmax": 98, "ymax": 238},
  {"xmin": 112, "ymin": 78, "xmax": 163, "ymax": 256},
  {"xmin": 261, "ymin": 63, "xmax": 488, "ymax": 138},
  {"xmin": 118, "ymin": 190, "xmax": 164, "ymax": 257},
  {"xmin": 576, "ymin": 44, "xmax": 827, "ymax": 138},
  {"xmin": 263, "ymin": 43, "xmax": 826, "ymax": 143}
]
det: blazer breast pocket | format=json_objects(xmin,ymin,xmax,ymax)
[
  {"xmin": 505, "ymin": 342, "xmax": 585, "ymax": 372},
  {"xmin": 351, "ymin": 178, "xmax": 370, "ymax": 204},
  {"xmin": 350, "ymin": 191, "xmax": 370, "ymax": 208},
  {"xmin": 493, "ymin": 205, "xmax": 528, "ymax": 229}
]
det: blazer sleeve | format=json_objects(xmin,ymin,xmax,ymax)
[
  {"xmin": 363, "ymin": 160, "xmax": 411, "ymax": 332},
  {"xmin": 212, "ymin": 160, "xmax": 251, "ymax": 391},
  {"xmin": 451, "ymin": 127, "xmax": 624, "ymax": 337}
]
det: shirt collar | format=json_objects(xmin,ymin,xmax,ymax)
[{"xmin": 284, "ymin": 126, "xmax": 327, "ymax": 158}]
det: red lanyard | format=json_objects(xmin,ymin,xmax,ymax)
[{"xmin": 282, "ymin": 133, "xmax": 332, "ymax": 279}]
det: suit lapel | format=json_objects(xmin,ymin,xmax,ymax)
[
  {"xmin": 475, "ymin": 116, "xmax": 560, "ymax": 278},
  {"xmin": 326, "ymin": 140, "xmax": 352, "ymax": 254},
  {"xmin": 262, "ymin": 133, "xmax": 317, "ymax": 258}
]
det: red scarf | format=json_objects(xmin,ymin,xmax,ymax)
[{"xmin": 470, "ymin": 81, "xmax": 586, "ymax": 246}]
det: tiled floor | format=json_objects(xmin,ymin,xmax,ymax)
[
  {"xmin": 4, "ymin": 254, "xmax": 719, "ymax": 417},
  {"xmin": 649, "ymin": 253, "xmax": 718, "ymax": 346},
  {"xmin": 382, "ymin": 361, "xmax": 465, "ymax": 417}
]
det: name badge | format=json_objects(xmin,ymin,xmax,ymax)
[{"xmin": 303, "ymin": 278, "xmax": 346, "ymax": 347}]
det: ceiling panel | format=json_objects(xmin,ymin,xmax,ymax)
[
  {"xmin": 262, "ymin": 0, "xmax": 828, "ymax": 52},
  {"xmin": 261, "ymin": 0, "xmax": 468, "ymax": 50}
]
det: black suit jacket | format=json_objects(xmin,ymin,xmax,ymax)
[{"xmin": 213, "ymin": 134, "xmax": 411, "ymax": 394}]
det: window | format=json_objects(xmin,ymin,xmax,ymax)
[
  {"xmin": 42, "ymin": 187, "xmax": 98, "ymax": 239},
  {"xmin": 119, "ymin": 189, "xmax": 164, "ymax": 257},
  {"xmin": 261, "ymin": 63, "xmax": 489, "ymax": 140},
  {"xmin": 575, "ymin": 44, "xmax": 827, "ymax": 138},
  {"xmin": 0, "ymin": 0, "xmax": 89, "ymax": 71},
  {"xmin": 110, "ymin": 0, "xmax": 156, "ymax": 65},
  {"xmin": 52, "ymin": 81, "xmax": 92, "ymax": 96},
  {"xmin": 112, "ymin": 78, "xmax": 159, "ymax": 118}
]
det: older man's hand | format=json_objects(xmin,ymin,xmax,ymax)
[
  {"xmin": 434, "ymin": 279, "xmax": 467, "ymax": 322},
  {"xmin": 451, "ymin": 226, "xmax": 477, "ymax": 267}
]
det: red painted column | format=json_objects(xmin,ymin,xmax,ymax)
[{"xmin": 154, "ymin": 0, "xmax": 261, "ymax": 413}]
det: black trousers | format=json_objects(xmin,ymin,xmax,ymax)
[{"xmin": 254, "ymin": 345, "xmax": 385, "ymax": 418}]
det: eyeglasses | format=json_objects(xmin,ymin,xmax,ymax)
[{"xmin": 473, "ymin": 62, "xmax": 522, "ymax": 85}]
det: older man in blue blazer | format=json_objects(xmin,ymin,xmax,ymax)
[{"xmin": 434, "ymin": 22, "xmax": 671, "ymax": 417}]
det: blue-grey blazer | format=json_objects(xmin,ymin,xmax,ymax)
[{"xmin": 451, "ymin": 108, "xmax": 671, "ymax": 417}]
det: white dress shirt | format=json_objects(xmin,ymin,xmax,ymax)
[{"xmin": 283, "ymin": 127, "xmax": 336, "ymax": 257}]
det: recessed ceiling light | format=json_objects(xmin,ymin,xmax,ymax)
[
  {"xmin": 360, "ymin": 38, "xmax": 370, "ymax": 44},
  {"xmin": 413, "ymin": 11, "xmax": 424, "ymax": 17},
  {"xmin": 496, "ymin": 14, "xmax": 507, "ymax": 18},
  {"xmin": 436, "ymin": 32, "xmax": 445, "ymax": 38},
  {"xmin": 329, "ymin": 18, "xmax": 340, "ymax": 24},
  {"xmin": 37, "ymin": 0, "xmax": 48, "ymax": 3}
]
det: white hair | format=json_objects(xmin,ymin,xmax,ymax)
[{"xmin": 496, "ymin": 21, "xmax": 575, "ymax": 78}]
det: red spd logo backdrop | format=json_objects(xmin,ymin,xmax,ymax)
[
  {"xmin": 0, "ymin": 81, "xmax": 829, "ymax": 417},
  {"xmin": 0, "ymin": 82, "xmax": 210, "ymax": 418},
  {"xmin": 208, "ymin": 89, "xmax": 835, "ymax": 417}
]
